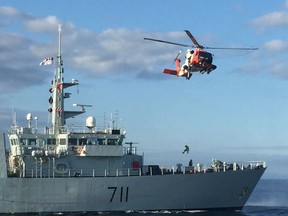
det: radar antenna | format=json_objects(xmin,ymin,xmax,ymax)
[{"xmin": 73, "ymin": 104, "xmax": 92, "ymax": 112}]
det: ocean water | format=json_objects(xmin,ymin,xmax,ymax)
[
  {"xmin": 243, "ymin": 179, "xmax": 288, "ymax": 215},
  {"xmin": 0, "ymin": 179, "xmax": 287, "ymax": 216}
]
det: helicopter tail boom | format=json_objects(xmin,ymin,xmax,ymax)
[{"xmin": 163, "ymin": 58, "xmax": 183, "ymax": 77}]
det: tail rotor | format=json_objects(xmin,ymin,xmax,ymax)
[{"xmin": 172, "ymin": 50, "xmax": 182, "ymax": 65}]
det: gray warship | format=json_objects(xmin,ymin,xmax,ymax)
[{"xmin": 0, "ymin": 26, "xmax": 266, "ymax": 214}]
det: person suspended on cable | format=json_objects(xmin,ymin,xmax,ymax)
[{"xmin": 183, "ymin": 144, "xmax": 189, "ymax": 154}]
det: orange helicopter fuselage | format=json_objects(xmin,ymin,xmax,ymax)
[{"xmin": 189, "ymin": 49, "xmax": 214, "ymax": 72}]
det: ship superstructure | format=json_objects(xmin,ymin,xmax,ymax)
[
  {"xmin": 7, "ymin": 25, "xmax": 137, "ymax": 179},
  {"xmin": 0, "ymin": 26, "xmax": 266, "ymax": 214}
]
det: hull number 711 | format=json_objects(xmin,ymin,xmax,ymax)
[{"xmin": 108, "ymin": 187, "xmax": 129, "ymax": 203}]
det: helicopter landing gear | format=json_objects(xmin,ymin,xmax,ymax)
[{"xmin": 207, "ymin": 65, "xmax": 217, "ymax": 74}]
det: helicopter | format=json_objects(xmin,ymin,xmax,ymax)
[{"xmin": 144, "ymin": 30, "xmax": 258, "ymax": 80}]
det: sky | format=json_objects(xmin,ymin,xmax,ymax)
[{"xmin": 0, "ymin": 0, "xmax": 288, "ymax": 179}]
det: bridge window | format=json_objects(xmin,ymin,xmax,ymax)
[
  {"xmin": 20, "ymin": 139, "xmax": 27, "ymax": 145},
  {"xmin": 47, "ymin": 138, "xmax": 56, "ymax": 145},
  {"xmin": 68, "ymin": 138, "xmax": 77, "ymax": 145},
  {"xmin": 112, "ymin": 129, "xmax": 120, "ymax": 135},
  {"xmin": 107, "ymin": 139, "xmax": 119, "ymax": 145},
  {"xmin": 38, "ymin": 139, "xmax": 46, "ymax": 145},
  {"xmin": 97, "ymin": 139, "xmax": 106, "ymax": 145},
  {"xmin": 60, "ymin": 139, "xmax": 66, "ymax": 145},
  {"xmin": 28, "ymin": 139, "xmax": 36, "ymax": 145},
  {"xmin": 79, "ymin": 138, "xmax": 87, "ymax": 145}
]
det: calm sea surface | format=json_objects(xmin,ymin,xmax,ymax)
[{"xmin": 0, "ymin": 179, "xmax": 287, "ymax": 216}]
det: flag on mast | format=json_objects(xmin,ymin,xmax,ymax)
[{"xmin": 39, "ymin": 57, "xmax": 53, "ymax": 66}]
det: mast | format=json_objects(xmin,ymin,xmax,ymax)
[
  {"xmin": 50, "ymin": 25, "xmax": 88, "ymax": 134},
  {"xmin": 51, "ymin": 24, "xmax": 64, "ymax": 134}
]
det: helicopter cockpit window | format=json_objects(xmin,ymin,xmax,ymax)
[{"xmin": 199, "ymin": 52, "xmax": 213, "ymax": 64}]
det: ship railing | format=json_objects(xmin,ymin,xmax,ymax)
[
  {"xmin": 9, "ymin": 125, "xmax": 123, "ymax": 135},
  {"xmin": 59, "ymin": 125, "xmax": 115, "ymax": 134},
  {"xmin": 22, "ymin": 167, "xmax": 143, "ymax": 178},
  {"xmin": 175, "ymin": 160, "xmax": 266, "ymax": 174},
  {"xmin": 21, "ymin": 161, "xmax": 266, "ymax": 178}
]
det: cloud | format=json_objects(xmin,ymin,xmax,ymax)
[
  {"xmin": 0, "ymin": 6, "xmax": 64, "ymax": 35},
  {"xmin": 0, "ymin": 31, "xmax": 50, "ymax": 93},
  {"xmin": 0, "ymin": 6, "xmax": 22, "ymax": 17},
  {"xmin": 0, "ymin": 6, "xmax": 31, "ymax": 19},
  {"xmin": 260, "ymin": 40, "xmax": 288, "ymax": 79},
  {"xmin": 251, "ymin": 12, "xmax": 288, "ymax": 28},
  {"xmin": 263, "ymin": 39, "xmax": 288, "ymax": 52},
  {"xmin": 24, "ymin": 16, "xmax": 62, "ymax": 34},
  {"xmin": 284, "ymin": 0, "xmax": 288, "ymax": 8},
  {"xmin": 270, "ymin": 61, "xmax": 288, "ymax": 79},
  {"xmin": 69, "ymin": 28, "xmax": 177, "ymax": 79},
  {"xmin": 0, "ymin": 6, "xmax": 33, "ymax": 27},
  {"xmin": 249, "ymin": 8, "xmax": 288, "ymax": 79},
  {"xmin": 0, "ymin": 8, "xmax": 181, "ymax": 95}
]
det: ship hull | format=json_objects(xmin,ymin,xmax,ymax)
[{"xmin": 0, "ymin": 168, "xmax": 265, "ymax": 214}]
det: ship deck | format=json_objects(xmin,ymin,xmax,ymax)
[{"xmin": 17, "ymin": 161, "xmax": 266, "ymax": 178}]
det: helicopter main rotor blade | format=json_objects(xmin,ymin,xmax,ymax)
[
  {"xmin": 184, "ymin": 30, "xmax": 258, "ymax": 50},
  {"xmin": 144, "ymin": 38, "xmax": 192, "ymax": 47},
  {"xmin": 184, "ymin": 30, "xmax": 203, "ymax": 48},
  {"xmin": 144, "ymin": 33, "xmax": 259, "ymax": 50},
  {"xmin": 203, "ymin": 47, "xmax": 259, "ymax": 50}
]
